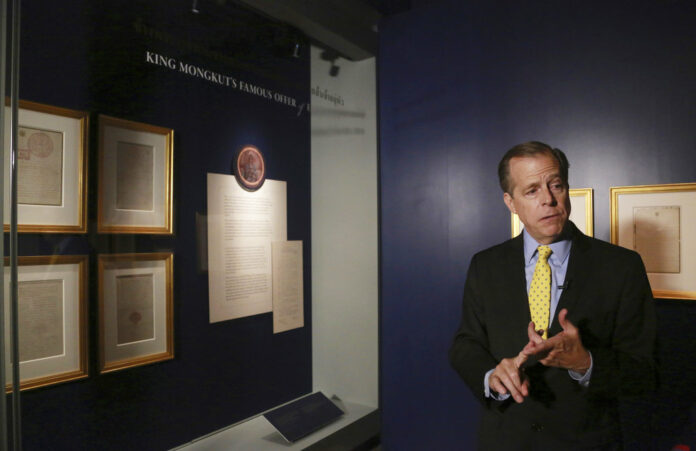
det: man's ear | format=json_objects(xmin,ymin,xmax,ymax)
[{"xmin": 503, "ymin": 192, "xmax": 516, "ymax": 214}]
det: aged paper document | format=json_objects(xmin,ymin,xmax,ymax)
[
  {"xmin": 634, "ymin": 206, "xmax": 680, "ymax": 273},
  {"xmin": 116, "ymin": 274, "xmax": 155, "ymax": 344},
  {"xmin": 17, "ymin": 126, "xmax": 63, "ymax": 206},
  {"xmin": 207, "ymin": 173, "xmax": 287, "ymax": 322},
  {"xmin": 272, "ymin": 241, "xmax": 304, "ymax": 333},
  {"xmin": 116, "ymin": 141, "xmax": 154, "ymax": 211},
  {"xmin": 18, "ymin": 279, "xmax": 64, "ymax": 362}
]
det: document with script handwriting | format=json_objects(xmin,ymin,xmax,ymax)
[
  {"xmin": 116, "ymin": 142, "xmax": 154, "ymax": 211},
  {"xmin": 17, "ymin": 126, "xmax": 63, "ymax": 206},
  {"xmin": 272, "ymin": 241, "xmax": 304, "ymax": 333},
  {"xmin": 207, "ymin": 173, "xmax": 286, "ymax": 323},
  {"xmin": 116, "ymin": 274, "xmax": 155, "ymax": 344},
  {"xmin": 634, "ymin": 205, "xmax": 680, "ymax": 273},
  {"xmin": 18, "ymin": 279, "xmax": 64, "ymax": 362}
]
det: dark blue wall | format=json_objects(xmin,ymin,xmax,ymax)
[
  {"xmin": 12, "ymin": 1, "xmax": 312, "ymax": 449},
  {"xmin": 379, "ymin": 1, "xmax": 696, "ymax": 449}
]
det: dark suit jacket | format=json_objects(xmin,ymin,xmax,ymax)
[{"xmin": 449, "ymin": 222, "xmax": 656, "ymax": 450}]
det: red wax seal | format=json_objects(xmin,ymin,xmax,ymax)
[
  {"xmin": 129, "ymin": 311, "xmax": 142, "ymax": 325},
  {"xmin": 27, "ymin": 132, "xmax": 53, "ymax": 158}
]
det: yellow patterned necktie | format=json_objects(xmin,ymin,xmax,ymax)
[{"xmin": 529, "ymin": 245, "xmax": 552, "ymax": 339}]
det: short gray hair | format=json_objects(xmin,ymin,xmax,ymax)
[{"xmin": 498, "ymin": 141, "xmax": 569, "ymax": 194}]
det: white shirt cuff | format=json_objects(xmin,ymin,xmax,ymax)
[
  {"xmin": 484, "ymin": 368, "xmax": 511, "ymax": 400},
  {"xmin": 568, "ymin": 351, "xmax": 593, "ymax": 387}
]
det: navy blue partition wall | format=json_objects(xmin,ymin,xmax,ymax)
[
  {"xmin": 379, "ymin": 1, "xmax": 696, "ymax": 449},
  {"xmin": 12, "ymin": 1, "xmax": 311, "ymax": 449}
]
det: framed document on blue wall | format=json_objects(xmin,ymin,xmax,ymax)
[
  {"xmin": 98, "ymin": 252, "xmax": 174, "ymax": 373},
  {"xmin": 4, "ymin": 255, "xmax": 88, "ymax": 392},
  {"xmin": 611, "ymin": 182, "xmax": 696, "ymax": 300},
  {"xmin": 3, "ymin": 100, "xmax": 88, "ymax": 233},
  {"xmin": 98, "ymin": 115, "xmax": 174, "ymax": 234}
]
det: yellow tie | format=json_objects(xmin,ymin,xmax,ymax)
[{"xmin": 529, "ymin": 245, "xmax": 552, "ymax": 339}]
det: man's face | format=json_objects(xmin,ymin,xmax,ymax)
[{"xmin": 503, "ymin": 153, "xmax": 570, "ymax": 244}]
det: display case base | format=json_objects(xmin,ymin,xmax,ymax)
[{"xmin": 175, "ymin": 399, "xmax": 379, "ymax": 450}]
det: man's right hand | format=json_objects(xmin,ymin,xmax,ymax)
[{"xmin": 489, "ymin": 350, "xmax": 530, "ymax": 403}]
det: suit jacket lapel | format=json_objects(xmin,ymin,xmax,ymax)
[
  {"xmin": 505, "ymin": 234, "xmax": 532, "ymax": 328},
  {"xmin": 549, "ymin": 222, "xmax": 591, "ymax": 335}
]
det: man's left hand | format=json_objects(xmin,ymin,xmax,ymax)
[{"xmin": 523, "ymin": 308, "xmax": 591, "ymax": 374}]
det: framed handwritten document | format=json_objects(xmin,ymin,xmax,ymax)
[
  {"xmin": 3, "ymin": 100, "xmax": 88, "ymax": 233},
  {"xmin": 4, "ymin": 255, "xmax": 88, "ymax": 392},
  {"xmin": 98, "ymin": 252, "xmax": 174, "ymax": 373},
  {"xmin": 98, "ymin": 115, "xmax": 174, "ymax": 234},
  {"xmin": 611, "ymin": 183, "xmax": 696, "ymax": 300},
  {"xmin": 511, "ymin": 188, "xmax": 594, "ymax": 237}
]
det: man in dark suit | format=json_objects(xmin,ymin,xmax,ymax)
[{"xmin": 449, "ymin": 142, "xmax": 656, "ymax": 449}]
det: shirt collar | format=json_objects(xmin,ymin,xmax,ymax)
[{"xmin": 522, "ymin": 228, "xmax": 571, "ymax": 266}]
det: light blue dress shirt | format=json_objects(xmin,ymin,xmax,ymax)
[{"xmin": 484, "ymin": 228, "xmax": 593, "ymax": 399}]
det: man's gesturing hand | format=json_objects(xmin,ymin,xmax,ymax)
[
  {"xmin": 523, "ymin": 308, "xmax": 591, "ymax": 374},
  {"xmin": 489, "ymin": 351, "xmax": 530, "ymax": 403}
]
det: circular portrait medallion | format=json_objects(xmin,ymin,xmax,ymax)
[{"xmin": 233, "ymin": 145, "xmax": 266, "ymax": 191}]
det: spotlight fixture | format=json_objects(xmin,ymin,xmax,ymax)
[
  {"xmin": 320, "ymin": 49, "xmax": 341, "ymax": 77},
  {"xmin": 191, "ymin": 0, "xmax": 200, "ymax": 13}
]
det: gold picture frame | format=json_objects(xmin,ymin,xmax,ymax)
[
  {"xmin": 4, "ymin": 255, "xmax": 89, "ymax": 392},
  {"xmin": 3, "ymin": 100, "xmax": 88, "ymax": 233},
  {"xmin": 511, "ymin": 188, "xmax": 594, "ymax": 237},
  {"xmin": 98, "ymin": 252, "xmax": 174, "ymax": 374},
  {"xmin": 611, "ymin": 182, "xmax": 696, "ymax": 300},
  {"xmin": 98, "ymin": 115, "xmax": 174, "ymax": 234}
]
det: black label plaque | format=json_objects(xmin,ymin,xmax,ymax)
[{"xmin": 263, "ymin": 392, "xmax": 344, "ymax": 443}]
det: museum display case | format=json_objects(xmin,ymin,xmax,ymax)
[{"xmin": 1, "ymin": 1, "xmax": 378, "ymax": 449}]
